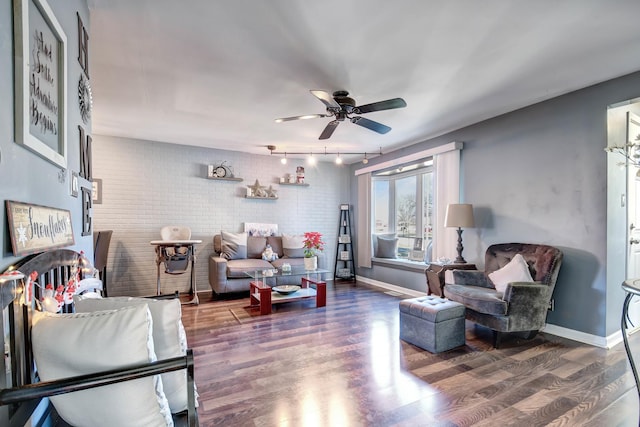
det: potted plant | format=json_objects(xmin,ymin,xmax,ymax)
[{"xmin": 303, "ymin": 231, "xmax": 325, "ymax": 270}]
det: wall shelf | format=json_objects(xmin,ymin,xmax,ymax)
[
  {"xmin": 207, "ymin": 176, "xmax": 243, "ymax": 182},
  {"xmin": 279, "ymin": 182, "xmax": 309, "ymax": 187},
  {"xmin": 244, "ymin": 196, "xmax": 278, "ymax": 200}
]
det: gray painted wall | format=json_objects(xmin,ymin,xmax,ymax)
[
  {"xmin": 352, "ymin": 71, "xmax": 640, "ymax": 338},
  {"xmin": 1, "ymin": 0, "xmax": 92, "ymax": 271}
]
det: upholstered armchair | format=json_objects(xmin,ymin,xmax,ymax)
[{"xmin": 444, "ymin": 243, "xmax": 563, "ymax": 347}]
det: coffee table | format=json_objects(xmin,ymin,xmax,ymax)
[{"xmin": 246, "ymin": 267, "xmax": 328, "ymax": 315}]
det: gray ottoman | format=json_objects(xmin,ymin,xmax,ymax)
[{"xmin": 399, "ymin": 296, "xmax": 466, "ymax": 353}]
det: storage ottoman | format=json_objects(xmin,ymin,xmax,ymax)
[{"xmin": 399, "ymin": 296, "xmax": 466, "ymax": 353}]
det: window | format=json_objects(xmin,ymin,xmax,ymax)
[
  {"xmin": 356, "ymin": 141, "xmax": 461, "ymax": 268},
  {"xmin": 372, "ymin": 159, "xmax": 434, "ymax": 259}
]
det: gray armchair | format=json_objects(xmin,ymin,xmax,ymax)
[{"xmin": 444, "ymin": 243, "xmax": 563, "ymax": 347}]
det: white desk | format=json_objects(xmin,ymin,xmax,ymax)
[{"xmin": 150, "ymin": 239, "xmax": 202, "ymax": 305}]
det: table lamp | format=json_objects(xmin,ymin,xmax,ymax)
[{"xmin": 444, "ymin": 203, "xmax": 475, "ymax": 263}]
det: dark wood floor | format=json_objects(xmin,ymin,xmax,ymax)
[{"xmin": 180, "ymin": 282, "xmax": 640, "ymax": 426}]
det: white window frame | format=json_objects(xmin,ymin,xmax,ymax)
[{"xmin": 356, "ymin": 141, "xmax": 462, "ymax": 264}]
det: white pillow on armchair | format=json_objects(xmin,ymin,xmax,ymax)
[{"xmin": 488, "ymin": 253, "xmax": 534, "ymax": 294}]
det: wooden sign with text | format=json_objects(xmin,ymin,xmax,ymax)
[{"xmin": 5, "ymin": 200, "xmax": 75, "ymax": 256}]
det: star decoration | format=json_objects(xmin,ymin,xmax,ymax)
[
  {"xmin": 17, "ymin": 223, "xmax": 28, "ymax": 247},
  {"xmin": 248, "ymin": 179, "xmax": 267, "ymax": 197},
  {"xmin": 266, "ymin": 185, "xmax": 278, "ymax": 198}
]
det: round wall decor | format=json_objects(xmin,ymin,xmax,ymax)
[{"xmin": 78, "ymin": 74, "xmax": 93, "ymax": 123}]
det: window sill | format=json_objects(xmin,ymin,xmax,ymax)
[{"xmin": 371, "ymin": 257, "xmax": 427, "ymax": 273}]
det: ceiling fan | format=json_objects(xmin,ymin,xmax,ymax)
[{"xmin": 275, "ymin": 90, "xmax": 407, "ymax": 140}]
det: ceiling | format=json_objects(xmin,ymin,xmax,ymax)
[{"xmin": 87, "ymin": 0, "xmax": 640, "ymax": 163}]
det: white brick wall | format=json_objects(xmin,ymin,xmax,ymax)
[{"xmin": 92, "ymin": 135, "xmax": 352, "ymax": 297}]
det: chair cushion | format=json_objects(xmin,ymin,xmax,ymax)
[
  {"xmin": 32, "ymin": 305, "xmax": 173, "ymax": 427},
  {"xmin": 75, "ymin": 296, "xmax": 195, "ymax": 414},
  {"xmin": 221, "ymin": 231, "xmax": 247, "ymax": 260},
  {"xmin": 488, "ymin": 253, "xmax": 533, "ymax": 293},
  {"xmin": 485, "ymin": 243, "xmax": 561, "ymax": 284},
  {"xmin": 445, "ymin": 284, "xmax": 508, "ymax": 316},
  {"xmin": 226, "ymin": 258, "xmax": 275, "ymax": 277}
]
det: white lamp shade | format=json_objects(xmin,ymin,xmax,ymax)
[{"xmin": 445, "ymin": 204, "xmax": 475, "ymax": 228}]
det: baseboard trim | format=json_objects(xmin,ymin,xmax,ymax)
[
  {"xmin": 356, "ymin": 275, "xmax": 425, "ymax": 298},
  {"xmin": 357, "ymin": 275, "xmax": 619, "ymax": 349},
  {"xmin": 541, "ymin": 324, "xmax": 622, "ymax": 349}
]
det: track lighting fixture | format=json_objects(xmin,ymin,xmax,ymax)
[{"xmin": 267, "ymin": 145, "xmax": 381, "ymax": 165}]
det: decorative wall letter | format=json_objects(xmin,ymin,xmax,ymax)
[
  {"xmin": 78, "ymin": 125, "xmax": 92, "ymax": 180},
  {"xmin": 77, "ymin": 12, "xmax": 89, "ymax": 77},
  {"xmin": 81, "ymin": 187, "xmax": 92, "ymax": 236}
]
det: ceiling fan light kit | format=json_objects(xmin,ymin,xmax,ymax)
[{"xmin": 275, "ymin": 90, "xmax": 406, "ymax": 140}]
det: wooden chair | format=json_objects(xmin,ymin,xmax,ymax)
[{"xmin": 93, "ymin": 230, "xmax": 113, "ymax": 296}]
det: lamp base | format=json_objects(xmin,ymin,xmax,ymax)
[{"xmin": 455, "ymin": 227, "xmax": 467, "ymax": 264}]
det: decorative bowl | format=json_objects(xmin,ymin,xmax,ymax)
[{"xmin": 273, "ymin": 285, "xmax": 301, "ymax": 295}]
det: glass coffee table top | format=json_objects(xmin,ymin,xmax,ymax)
[
  {"xmin": 248, "ymin": 267, "xmax": 329, "ymax": 310},
  {"xmin": 245, "ymin": 267, "xmax": 329, "ymax": 280}
]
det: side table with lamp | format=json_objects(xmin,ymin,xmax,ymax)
[
  {"xmin": 426, "ymin": 262, "xmax": 477, "ymax": 297},
  {"xmin": 426, "ymin": 203, "xmax": 476, "ymax": 297}
]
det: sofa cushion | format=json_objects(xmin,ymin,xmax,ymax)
[
  {"xmin": 247, "ymin": 236, "xmax": 267, "ymax": 259},
  {"xmin": 271, "ymin": 257, "xmax": 305, "ymax": 268},
  {"xmin": 267, "ymin": 236, "xmax": 284, "ymax": 258},
  {"xmin": 282, "ymin": 234, "xmax": 305, "ymax": 258},
  {"xmin": 445, "ymin": 284, "xmax": 508, "ymax": 316},
  {"xmin": 488, "ymin": 253, "xmax": 533, "ymax": 293},
  {"xmin": 375, "ymin": 235, "xmax": 398, "ymax": 258},
  {"xmin": 226, "ymin": 258, "xmax": 275, "ymax": 278},
  {"xmin": 221, "ymin": 231, "xmax": 247, "ymax": 260}
]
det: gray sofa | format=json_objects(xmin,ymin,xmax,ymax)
[
  {"xmin": 208, "ymin": 234, "xmax": 316, "ymax": 295},
  {"xmin": 444, "ymin": 243, "xmax": 563, "ymax": 347}
]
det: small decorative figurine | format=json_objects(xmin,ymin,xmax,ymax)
[
  {"xmin": 262, "ymin": 244, "xmax": 279, "ymax": 261},
  {"xmin": 296, "ymin": 166, "xmax": 305, "ymax": 184}
]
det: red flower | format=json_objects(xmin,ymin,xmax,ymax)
[{"xmin": 303, "ymin": 232, "xmax": 325, "ymax": 257}]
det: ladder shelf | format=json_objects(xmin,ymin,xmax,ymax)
[{"xmin": 334, "ymin": 204, "xmax": 355, "ymax": 282}]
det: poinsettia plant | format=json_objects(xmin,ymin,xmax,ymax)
[{"xmin": 303, "ymin": 232, "xmax": 325, "ymax": 258}]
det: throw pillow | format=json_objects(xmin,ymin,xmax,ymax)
[
  {"xmin": 488, "ymin": 253, "xmax": 534, "ymax": 294},
  {"xmin": 31, "ymin": 305, "xmax": 173, "ymax": 427},
  {"xmin": 372, "ymin": 233, "xmax": 395, "ymax": 257},
  {"xmin": 75, "ymin": 296, "xmax": 195, "ymax": 414},
  {"xmin": 282, "ymin": 234, "xmax": 305, "ymax": 258},
  {"xmin": 267, "ymin": 236, "xmax": 284, "ymax": 257},
  {"xmin": 247, "ymin": 236, "xmax": 267, "ymax": 259},
  {"xmin": 375, "ymin": 235, "xmax": 398, "ymax": 258},
  {"xmin": 221, "ymin": 231, "xmax": 247, "ymax": 260}
]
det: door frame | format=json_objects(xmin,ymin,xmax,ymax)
[{"xmin": 606, "ymin": 98, "xmax": 640, "ymax": 336}]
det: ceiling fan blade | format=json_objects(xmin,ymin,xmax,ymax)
[
  {"xmin": 354, "ymin": 98, "xmax": 407, "ymax": 114},
  {"xmin": 351, "ymin": 116, "xmax": 391, "ymax": 134},
  {"xmin": 310, "ymin": 90, "xmax": 341, "ymax": 110},
  {"xmin": 319, "ymin": 120, "xmax": 340, "ymax": 140},
  {"xmin": 275, "ymin": 113, "xmax": 330, "ymax": 123}
]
